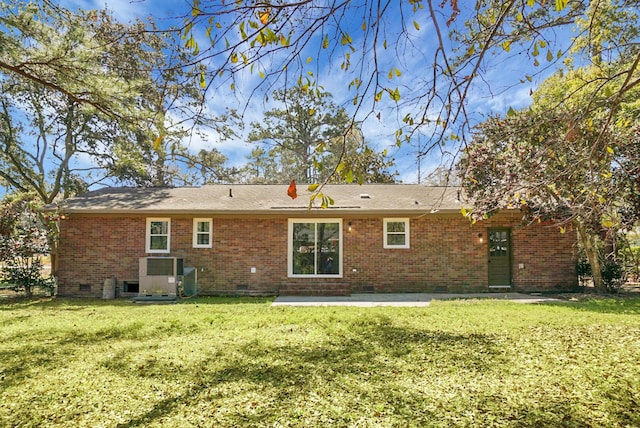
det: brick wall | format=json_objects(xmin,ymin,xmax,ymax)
[
  {"xmin": 345, "ymin": 216, "xmax": 487, "ymax": 293},
  {"xmin": 56, "ymin": 216, "xmax": 146, "ymax": 297},
  {"xmin": 56, "ymin": 212, "xmax": 578, "ymax": 297},
  {"xmin": 511, "ymin": 221, "xmax": 578, "ymax": 291}
]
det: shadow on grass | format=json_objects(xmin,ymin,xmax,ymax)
[
  {"xmin": 538, "ymin": 296, "xmax": 640, "ymax": 314},
  {"xmin": 0, "ymin": 295, "xmax": 267, "ymax": 386},
  {"xmin": 4, "ymin": 299, "xmax": 639, "ymax": 427},
  {"xmin": 0, "ymin": 297, "xmax": 133, "ymax": 311},
  {"xmin": 111, "ymin": 319, "xmax": 506, "ymax": 427},
  {"xmin": 0, "ymin": 324, "xmax": 154, "ymax": 391},
  {"xmin": 0, "ymin": 296, "xmax": 275, "ymax": 310},
  {"xmin": 0, "ymin": 345, "xmax": 55, "ymax": 391},
  {"xmin": 0, "ymin": 311, "xmax": 206, "ymax": 390},
  {"xmin": 109, "ymin": 317, "xmax": 636, "ymax": 427}
]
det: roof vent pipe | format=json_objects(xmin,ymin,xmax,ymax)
[{"xmin": 229, "ymin": 188, "xmax": 233, "ymax": 198}]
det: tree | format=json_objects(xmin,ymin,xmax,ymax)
[
  {"xmin": 1, "ymin": 2, "xmax": 238, "ymax": 188},
  {"xmin": 0, "ymin": 1, "xmax": 145, "ymax": 121},
  {"xmin": 0, "ymin": 5, "xmax": 146, "ymax": 271},
  {"xmin": 323, "ymin": 131, "xmax": 398, "ymax": 184},
  {"xmin": 422, "ymin": 165, "xmax": 462, "ymax": 186},
  {"xmin": 190, "ymin": 148, "xmax": 241, "ymax": 184},
  {"xmin": 240, "ymin": 146, "xmax": 283, "ymax": 184},
  {"xmin": 455, "ymin": 1, "xmax": 639, "ymax": 292},
  {"xmin": 168, "ymin": 0, "xmax": 638, "ymax": 166},
  {"xmin": 83, "ymin": 9, "xmax": 238, "ymax": 187},
  {"xmin": 5, "ymin": 1, "xmax": 637, "ymax": 190},
  {"xmin": 245, "ymin": 84, "xmax": 351, "ymax": 184},
  {"xmin": 244, "ymin": 84, "xmax": 397, "ymax": 184},
  {"xmin": 458, "ymin": 61, "xmax": 640, "ymax": 292},
  {"xmin": 0, "ymin": 3, "xmax": 240, "ymax": 276},
  {"xmin": 0, "ymin": 2, "xmax": 242, "ymax": 193},
  {"xmin": 1, "ymin": 4, "xmax": 145, "ymax": 200}
]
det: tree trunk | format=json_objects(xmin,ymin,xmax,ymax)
[{"xmin": 576, "ymin": 221, "xmax": 604, "ymax": 292}]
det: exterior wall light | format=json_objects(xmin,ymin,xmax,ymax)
[
  {"xmin": 478, "ymin": 233, "xmax": 483, "ymax": 243},
  {"xmin": 348, "ymin": 221, "xmax": 352, "ymax": 233}
]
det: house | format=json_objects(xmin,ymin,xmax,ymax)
[{"xmin": 52, "ymin": 184, "xmax": 578, "ymax": 297}]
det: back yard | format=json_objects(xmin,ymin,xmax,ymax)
[{"xmin": 1, "ymin": 297, "xmax": 639, "ymax": 427}]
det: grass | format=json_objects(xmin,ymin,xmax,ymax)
[{"xmin": 1, "ymin": 297, "xmax": 639, "ymax": 427}]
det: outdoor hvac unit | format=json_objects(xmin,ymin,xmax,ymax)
[{"xmin": 138, "ymin": 257, "xmax": 183, "ymax": 298}]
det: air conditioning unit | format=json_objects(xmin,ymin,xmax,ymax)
[{"xmin": 138, "ymin": 257, "xmax": 183, "ymax": 298}]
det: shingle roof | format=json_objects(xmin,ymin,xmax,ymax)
[{"xmin": 55, "ymin": 184, "xmax": 465, "ymax": 215}]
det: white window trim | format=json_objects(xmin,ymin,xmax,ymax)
[
  {"xmin": 288, "ymin": 218, "xmax": 343, "ymax": 278},
  {"xmin": 383, "ymin": 218, "xmax": 410, "ymax": 249},
  {"xmin": 193, "ymin": 218, "xmax": 213, "ymax": 248},
  {"xmin": 146, "ymin": 217, "xmax": 171, "ymax": 253}
]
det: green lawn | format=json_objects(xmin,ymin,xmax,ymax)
[{"xmin": 1, "ymin": 297, "xmax": 639, "ymax": 427}]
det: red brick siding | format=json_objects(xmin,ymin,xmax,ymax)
[
  {"xmin": 204, "ymin": 218, "xmax": 286, "ymax": 294},
  {"xmin": 511, "ymin": 222, "xmax": 578, "ymax": 291},
  {"xmin": 56, "ymin": 213, "xmax": 577, "ymax": 297},
  {"xmin": 345, "ymin": 217, "xmax": 489, "ymax": 293},
  {"xmin": 57, "ymin": 216, "xmax": 146, "ymax": 297}
]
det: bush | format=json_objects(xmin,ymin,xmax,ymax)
[
  {"xmin": 0, "ymin": 195, "xmax": 53, "ymax": 297},
  {"xmin": 619, "ymin": 245, "xmax": 640, "ymax": 282},
  {"xmin": 1, "ymin": 258, "xmax": 55, "ymax": 296},
  {"xmin": 601, "ymin": 259, "xmax": 625, "ymax": 293},
  {"xmin": 576, "ymin": 256, "xmax": 625, "ymax": 293}
]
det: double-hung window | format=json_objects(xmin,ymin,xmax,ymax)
[
  {"xmin": 383, "ymin": 218, "xmax": 410, "ymax": 249},
  {"xmin": 193, "ymin": 218, "xmax": 212, "ymax": 248},
  {"xmin": 146, "ymin": 218, "xmax": 170, "ymax": 253},
  {"xmin": 289, "ymin": 219, "xmax": 342, "ymax": 277}
]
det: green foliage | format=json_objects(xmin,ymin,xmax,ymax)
[
  {"xmin": 0, "ymin": 3, "xmax": 141, "ymax": 199},
  {"xmin": 243, "ymin": 84, "xmax": 396, "ymax": 184},
  {"xmin": 0, "ymin": 298, "xmax": 639, "ymax": 426},
  {"xmin": 618, "ymin": 231, "xmax": 640, "ymax": 283},
  {"xmin": 459, "ymin": 57, "xmax": 639, "ymax": 291},
  {"xmin": 621, "ymin": 246, "xmax": 640, "ymax": 282},
  {"xmin": 1, "ymin": 258, "xmax": 55, "ymax": 296},
  {"xmin": 0, "ymin": 195, "xmax": 54, "ymax": 297},
  {"xmin": 601, "ymin": 258, "xmax": 625, "ymax": 292},
  {"xmin": 0, "ymin": 2, "xmax": 145, "ymax": 118},
  {"xmin": 1, "ymin": 2, "xmax": 237, "ymax": 193},
  {"xmin": 3, "ymin": 0, "xmax": 639, "ymax": 189},
  {"xmin": 461, "ymin": 60, "xmax": 639, "ymax": 224},
  {"xmin": 577, "ymin": 250, "xmax": 627, "ymax": 293},
  {"xmin": 85, "ymin": 13, "xmax": 238, "ymax": 187},
  {"xmin": 169, "ymin": 0, "xmax": 640, "ymax": 168}
]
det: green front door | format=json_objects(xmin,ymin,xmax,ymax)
[{"xmin": 488, "ymin": 228, "xmax": 511, "ymax": 287}]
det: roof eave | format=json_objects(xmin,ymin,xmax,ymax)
[{"xmin": 60, "ymin": 207, "xmax": 464, "ymax": 216}]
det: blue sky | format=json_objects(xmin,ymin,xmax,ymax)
[{"xmin": 55, "ymin": 0, "xmax": 551, "ymax": 184}]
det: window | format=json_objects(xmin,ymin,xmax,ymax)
[
  {"xmin": 289, "ymin": 219, "xmax": 342, "ymax": 277},
  {"xmin": 193, "ymin": 218, "xmax": 212, "ymax": 248},
  {"xmin": 146, "ymin": 218, "xmax": 170, "ymax": 253},
  {"xmin": 384, "ymin": 218, "xmax": 410, "ymax": 249}
]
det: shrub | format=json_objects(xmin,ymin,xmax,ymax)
[
  {"xmin": 0, "ymin": 195, "xmax": 53, "ymax": 297},
  {"xmin": 619, "ymin": 245, "xmax": 640, "ymax": 282},
  {"xmin": 601, "ymin": 259, "xmax": 625, "ymax": 293},
  {"xmin": 576, "ymin": 255, "xmax": 625, "ymax": 293}
]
